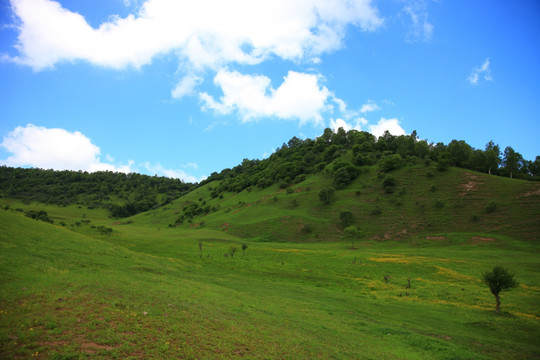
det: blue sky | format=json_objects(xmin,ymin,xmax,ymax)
[{"xmin": 1, "ymin": 0, "xmax": 539, "ymax": 182}]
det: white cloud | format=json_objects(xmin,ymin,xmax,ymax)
[
  {"xmin": 329, "ymin": 117, "xmax": 368, "ymax": 132},
  {"xmin": 330, "ymin": 116, "xmax": 406, "ymax": 138},
  {"xmin": 141, "ymin": 162, "xmax": 204, "ymax": 183},
  {"xmin": 468, "ymin": 58, "xmax": 493, "ymax": 85},
  {"xmin": 0, "ymin": 124, "xmax": 204, "ymax": 182},
  {"xmin": 402, "ymin": 0, "xmax": 433, "ymax": 43},
  {"xmin": 368, "ymin": 118, "xmax": 406, "ymax": 138},
  {"xmin": 200, "ymin": 70, "xmax": 332, "ymax": 126},
  {"xmin": 0, "ymin": 124, "xmax": 134, "ymax": 172},
  {"xmin": 171, "ymin": 73, "xmax": 203, "ymax": 99},
  {"xmin": 181, "ymin": 162, "xmax": 198, "ymax": 170},
  {"xmin": 360, "ymin": 100, "xmax": 380, "ymax": 113},
  {"xmin": 7, "ymin": 0, "xmax": 383, "ymax": 71}
]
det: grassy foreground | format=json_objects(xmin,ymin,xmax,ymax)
[{"xmin": 0, "ymin": 208, "xmax": 539, "ymax": 359}]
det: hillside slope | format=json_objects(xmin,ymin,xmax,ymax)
[{"xmin": 138, "ymin": 163, "xmax": 539, "ymax": 242}]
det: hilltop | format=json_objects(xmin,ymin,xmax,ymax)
[{"xmin": 133, "ymin": 129, "xmax": 540, "ymax": 242}]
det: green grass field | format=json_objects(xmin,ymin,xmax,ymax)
[{"xmin": 1, "ymin": 201, "xmax": 539, "ymax": 359}]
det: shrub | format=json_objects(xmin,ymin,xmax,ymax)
[
  {"xmin": 318, "ymin": 187, "xmax": 335, "ymax": 205},
  {"xmin": 333, "ymin": 167, "xmax": 352, "ymax": 189},
  {"xmin": 340, "ymin": 211, "xmax": 354, "ymax": 228},
  {"xmin": 294, "ymin": 174, "xmax": 307, "ymax": 183},
  {"xmin": 300, "ymin": 224, "xmax": 313, "ymax": 234},
  {"xmin": 382, "ymin": 175, "xmax": 396, "ymax": 193},
  {"xmin": 379, "ymin": 154, "xmax": 403, "ymax": 172},
  {"xmin": 278, "ymin": 180, "xmax": 289, "ymax": 189},
  {"xmin": 486, "ymin": 201, "xmax": 497, "ymax": 213},
  {"xmin": 371, "ymin": 207, "xmax": 382, "ymax": 216},
  {"xmin": 434, "ymin": 199, "xmax": 444, "ymax": 209},
  {"xmin": 437, "ymin": 156, "xmax": 450, "ymax": 171},
  {"xmin": 229, "ymin": 245, "xmax": 238, "ymax": 258}
]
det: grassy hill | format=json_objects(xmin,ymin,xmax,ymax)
[
  {"xmin": 134, "ymin": 162, "xmax": 539, "ymax": 243},
  {"xmin": 0, "ymin": 129, "xmax": 539, "ymax": 358}
]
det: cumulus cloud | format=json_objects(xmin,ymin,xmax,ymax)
[
  {"xmin": 0, "ymin": 124, "xmax": 203, "ymax": 182},
  {"xmin": 7, "ymin": 0, "xmax": 383, "ymax": 71},
  {"xmin": 200, "ymin": 70, "xmax": 333, "ymax": 126},
  {"xmin": 0, "ymin": 124, "xmax": 134, "ymax": 172},
  {"xmin": 368, "ymin": 118, "xmax": 406, "ymax": 138},
  {"xmin": 329, "ymin": 117, "xmax": 368, "ymax": 132},
  {"xmin": 468, "ymin": 58, "xmax": 493, "ymax": 85},
  {"xmin": 329, "ymin": 117, "xmax": 405, "ymax": 138},
  {"xmin": 402, "ymin": 0, "xmax": 433, "ymax": 43}
]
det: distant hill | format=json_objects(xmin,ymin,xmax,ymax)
[{"xmin": 0, "ymin": 166, "xmax": 193, "ymax": 217}]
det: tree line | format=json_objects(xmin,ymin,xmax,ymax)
[
  {"xmin": 200, "ymin": 128, "xmax": 539, "ymax": 196},
  {"xmin": 0, "ymin": 167, "xmax": 193, "ymax": 217}
]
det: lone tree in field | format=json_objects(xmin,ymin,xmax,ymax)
[
  {"xmin": 229, "ymin": 245, "xmax": 238, "ymax": 258},
  {"xmin": 242, "ymin": 243, "xmax": 248, "ymax": 256},
  {"xmin": 343, "ymin": 226, "xmax": 360, "ymax": 249},
  {"xmin": 483, "ymin": 265, "xmax": 518, "ymax": 313}
]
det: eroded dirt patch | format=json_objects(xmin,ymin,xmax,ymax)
[
  {"xmin": 521, "ymin": 188, "xmax": 540, "ymax": 197},
  {"xmin": 426, "ymin": 236, "xmax": 446, "ymax": 240},
  {"xmin": 460, "ymin": 173, "xmax": 482, "ymax": 195},
  {"xmin": 471, "ymin": 236, "xmax": 496, "ymax": 243}
]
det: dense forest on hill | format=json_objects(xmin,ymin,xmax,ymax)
[
  {"xmin": 0, "ymin": 167, "xmax": 193, "ymax": 217},
  {"xmin": 201, "ymin": 128, "xmax": 539, "ymax": 195}
]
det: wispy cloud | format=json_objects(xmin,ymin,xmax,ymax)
[
  {"xmin": 141, "ymin": 162, "xmax": 204, "ymax": 182},
  {"xmin": 402, "ymin": 0, "xmax": 434, "ymax": 43},
  {"xmin": 468, "ymin": 58, "xmax": 493, "ymax": 85},
  {"xmin": 360, "ymin": 100, "xmax": 380, "ymax": 113},
  {"xmin": 171, "ymin": 73, "xmax": 203, "ymax": 99}
]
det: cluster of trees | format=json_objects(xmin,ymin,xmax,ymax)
[
  {"xmin": 172, "ymin": 200, "xmax": 221, "ymax": 226},
  {"xmin": 24, "ymin": 209, "xmax": 54, "ymax": 224},
  {"xmin": 201, "ymin": 128, "xmax": 538, "ymax": 196},
  {"xmin": 0, "ymin": 167, "xmax": 193, "ymax": 217}
]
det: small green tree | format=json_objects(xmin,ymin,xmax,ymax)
[
  {"xmin": 382, "ymin": 175, "xmax": 396, "ymax": 193},
  {"xmin": 483, "ymin": 266, "xmax": 518, "ymax": 313},
  {"xmin": 242, "ymin": 243, "xmax": 248, "ymax": 256},
  {"xmin": 340, "ymin": 211, "xmax": 354, "ymax": 228},
  {"xmin": 333, "ymin": 167, "xmax": 351, "ymax": 189},
  {"xmin": 229, "ymin": 245, "xmax": 238, "ymax": 258},
  {"xmin": 343, "ymin": 226, "xmax": 360, "ymax": 249},
  {"xmin": 318, "ymin": 187, "xmax": 335, "ymax": 205}
]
